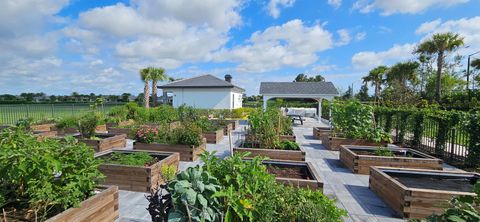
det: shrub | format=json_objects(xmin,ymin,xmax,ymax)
[
  {"xmin": 0, "ymin": 129, "xmax": 103, "ymax": 220},
  {"xmin": 278, "ymin": 140, "xmax": 300, "ymax": 150},
  {"xmin": 77, "ymin": 112, "xmax": 100, "ymax": 138},
  {"xmin": 173, "ymin": 124, "xmax": 203, "ymax": 146},
  {"xmin": 232, "ymin": 107, "xmax": 254, "ymax": 119},
  {"xmin": 135, "ymin": 125, "xmax": 163, "ymax": 144},
  {"xmin": 374, "ymin": 147, "xmax": 394, "ymax": 157},
  {"xmin": 55, "ymin": 116, "xmax": 78, "ymax": 130}
]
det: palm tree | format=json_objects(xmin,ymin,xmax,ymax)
[
  {"xmin": 150, "ymin": 67, "xmax": 168, "ymax": 107},
  {"xmin": 415, "ymin": 32, "xmax": 464, "ymax": 102},
  {"xmin": 139, "ymin": 67, "xmax": 152, "ymax": 108},
  {"xmin": 362, "ymin": 66, "xmax": 388, "ymax": 104},
  {"xmin": 386, "ymin": 61, "xmax": 419, "ymax": 87}
]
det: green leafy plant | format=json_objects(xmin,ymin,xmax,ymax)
[
  {"xmin": 0, "ymin": 128, "xmax": 103, "ymax": 221},
  {"xmin": 102, "ymin": 151, "xmax": 154, "ymax": 166},
  {"xmin": 77, "ymin": 112, "xmax": 100, "ymax": 138},
  {"xmin": 173, "ymin": 124, "xmax": 203, "ymax": 146},
  {"xmin": 161, "ymin": 165, "xmax": 177, "ymax": 182},
  {"xmin": 278, "ymin": 140, "xmax": 300, "ymax": 150},
  {"xmin": 55, "ymin": 116, "xmax": 78, "ymax": 130},
  {"xmin": 374, "ymin": 147, "xmax": 395, "ymax": 157},
  {"xmin": 167, "ymin": 166, "xmax": 222, "ymax": 222},
  {"xmin": 15, "ymin": 117, "xmax": 33, "ymax": 128},
  {"xmin": 200, "ymin": 151, "xmax": 346, "ymax": 222}
]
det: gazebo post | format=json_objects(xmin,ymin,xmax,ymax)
[
  {"xmin": 317, "ymin": 98, "xmax": 322, "ymax": 122},
  {"xmin": 263, "ymin": 96, "xmax": 268, "ymax": 111}
]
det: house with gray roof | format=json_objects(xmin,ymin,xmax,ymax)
[
  {"xmin": 259, "ymin": 81, "xmax": 339, "ymax": 120},
  {"xmin": 158, "ymin": 74, "xmax": 245, "ymax": 110}
]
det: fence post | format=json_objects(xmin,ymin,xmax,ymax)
[
  {"xmin": 25, "ymin": 104, "xmax": 30, "ymax": 118},
  {"xmin": 450, "ymin": 128, "xmax": 455, "ymax": 161},
  {"xmin": 72, "ymin": 104, "xmax": 74, "ymax": 116}
]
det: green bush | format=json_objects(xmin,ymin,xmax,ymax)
[
  {"xmin": 278, "ymin": 140, "xmax": 300, "ymax": 150},
  {"xmin": 173, "ymin": 124, "xmax": 203, "ymax": 146},
  {"xmin": 0, "ymin": 129, "xmax": 103, "ymax": 220},
  {"xmin": 200, "ymin": 152, "xmax": 346, "ymax": 221},
  {"xmin": 77, "ymin": 112, "xmax": 100, "ymax": 138},
  {"xmin": 55, "ymin": 116, "xmax": 78, "ymax": 130}
]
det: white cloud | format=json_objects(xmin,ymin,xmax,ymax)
[
  {"xmin": 327, "ymin": 0, "xmax": 342, "ymax": 8},
  {"xmin": 355, "ymin": 31, "xmax": 367, "ymax": 41},
  {"xmin": 417, "ymin": 16, "xmax": 480, "ymax": 51},
  {"xmin": 214, "ymin": 19, "xmax": 334, "ymax": 73},
  {"xmin": 353, "ymin": 0, "xmax": 469, "ymax": 15},
  {"xmin": 351, "ymin": 43, "xmax": 416, "ymax": 70},
  {"xmin": 416, "ymin": 19, "xmax": 442, "ymax": 34},
  {"xmin": 336, "ymin": 29, "xmax": 352, "ymax": 46},
  {"xmin": 267, "ymin": 0, "xmax": 296, "ymax": 18}
]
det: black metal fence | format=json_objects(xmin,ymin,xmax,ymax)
[
  {"xmin": 377, "ymin": 114, "xmax": 472, "ymax": 167},
  {"xmin": 0, "ymin": 103, "xmax": 125, "ymax": 125}
]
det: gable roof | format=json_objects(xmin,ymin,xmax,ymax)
[
  {"xmin": 259, "ymin": 82, "xmax": 338, "ymax": 95},
  {"xmin": 159, "ymin": 74, "xmax": 245, "ymax": 92}
]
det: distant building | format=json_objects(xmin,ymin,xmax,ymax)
[{"xmin": 158, "ymin": 74, "xmax": 245, "ymax": 110}]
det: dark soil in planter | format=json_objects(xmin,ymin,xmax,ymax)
[
  {"xmin": 387, "ymin": 171, "xmax": 479, "ymax": 192},
  {"xmin": 239, "ymin": 141, "xmax": 261, "ymax": 148},
  {"xmin": 353, "ymin": 149, "xmax": 426, "ymax": 158},
  {"xmin": 265, "ymin": 164, "xmax": 312, "ymax": 180}
]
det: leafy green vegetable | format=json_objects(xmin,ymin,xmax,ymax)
[
  {"xmin": 102, "ymin": 151, "xmax": 154, "ymax": 166},
  {"xmin": 374, "ymin": 147, "xmax": 395, "ymax": 157}
]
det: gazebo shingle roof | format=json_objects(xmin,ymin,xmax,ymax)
[{"xmin": 259, "ymin": 82, "xmax": 338, "ymax": 95}]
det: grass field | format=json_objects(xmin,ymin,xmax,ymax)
[{"xmin": 0, "ymin": 103, "xmax": 123, "ymax": 125}]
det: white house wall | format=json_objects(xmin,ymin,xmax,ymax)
[
  {"xmin": 170, "ymin": 88, "xmax": 234, "ymax": 109},
  {"xmin": 231, "ymin": 92, "xmax": 243, "ymax": 109}
]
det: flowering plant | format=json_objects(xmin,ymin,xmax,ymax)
[{"xmin": 135, "ymin": 126, "xmax": 160, "ymax": 144}]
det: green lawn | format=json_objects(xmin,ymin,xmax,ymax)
[{"xmin": 0, "ymin": 104, "xmax": 122, "ymax": 125}]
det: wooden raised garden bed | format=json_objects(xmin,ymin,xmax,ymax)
[
  {"xmin": 320, "ymin": 135, "xmax": 386, "ymax": 151},
  {"xmin": 34, "ymin": 130, "xmax": 58, "ymax": 140},
  {"xmin": 264, "ymin": 160, "xmax": 323, "ymax": 191},
  {"xmin": 313, "ymin": 126, "xmax": 331, "ymax": 140},
  {"xmin": 95, "ymin": 150, "xmax": 179, "ymax": 192},
  {"xmin": 340, "ymin": 145, "xmax": 443, "ymax": 174},
  {"xmin": 133, "ymin": 139, "xmax": 207, "ymax": 161},
  {"xmin": 369, "ymin": 167, "xmax": 479, "ymax": 219},
  {"xmin": 108, "ymin": 127, "xmax": 132, "ymax": 137},
  {"xmin": 203, "ymin": 129, "xmax": 224, "ymax": 144},
  {"xmin": 95, "ymin": 124, "xmax": 107, "ymax": 133},
  {"xmin": 55, "ymin": 127, "xmax": 78, "ymax": 136},
  {"xmin": 106, "ymin": 119, "xmax": 134, "ymax": 128},
  {"xmin": 30, "ymin": 123, "xmax": 55, "ymax": 132},
  {"xmin": 233, "ymin": 141, "xmax": 305, "ymax": 161},
  {"xmin": 46, "ymin": 186, "xmax": 119, "ymax": 222},
  {"xmin": 76, "ymin": 133, "xmax": 127, "ymax": 152}
]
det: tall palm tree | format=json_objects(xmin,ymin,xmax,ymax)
[
  {"xmin": 139, "ymin": 67, "xmax": 152, "ymax": 108},
  {"xmin": 150, "ymin": 67, "xmax": 168, "ymax": 107},
  {"xmin": 362, "ymin": 66, "xmax": 388, "ymax": 104},
  {"xmin": 415, "ymin": 32, "xmax": 464, "ymax": 102}
]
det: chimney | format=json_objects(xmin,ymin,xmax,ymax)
[{"xmin": 224, "ymin": 74, "xmax": 232, "ymax": 83}]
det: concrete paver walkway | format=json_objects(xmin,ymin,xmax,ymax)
[{"xmin": 117, "ymin": 119, "xmax": 406, "ymax": 222}]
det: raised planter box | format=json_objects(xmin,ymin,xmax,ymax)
[
  {"xmin": 340, "ymin": 145, "xmax": 443, "ymax": 174},
  {"xmin": 369, "ymin": 167, "xmax": 479, "ymax": 219},
  {"xmin": 203, "ymin": 129, "xmax": 224, "ymax": 144},
  {"xmin": 106, "ymin": 119, "xmax": 134, "ymax": 128},
  {"xmin": 313, "ymin": 127, "xmax": 331, "ymax": 140},
  {"xmin": 95, "ymin": 124, "xmax": 107, "ymax": 133},
  {"xmin": 95, "ymin": 150, "xmax": 179, "ymax": 192},
  {"xmin": 45, "ymin": 186, "xmax": 119, "ymax": 222},
  {"xmin": 77, "ymin": 133, "xmax": 127, "ymax": 152},
  {"xmin": 133, "ymin": 139, "xmax": 207, "ymax": 161},
  {"xmin": 233, "ymin": 147, "xmax": 305, "ymax": 161},
  {"xmin": 320, "ymin": 135, "xmax": 386, "ymax": 151},
  {"xmin": 263, "ymin": 160, "xmax": 323, "ymax": 191},
  {"xmin": 34, "ymin": 130, "xmax": 58, "ymax": 140},
  {"xmin": 56, "ymin": 127, "xmax": 78, "ymax": 136},
  {"xmin": 30, "ymin": 123, "xmax": 55, "ymax": 132}
]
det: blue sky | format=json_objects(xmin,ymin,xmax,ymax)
[{"xmin": 1, "ymin": 0, "xmax": 479, "ymax": 96}]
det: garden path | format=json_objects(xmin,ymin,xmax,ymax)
[{"xmin": 117, "ymin": 118, "xmax": 414, "ymax": 222}]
